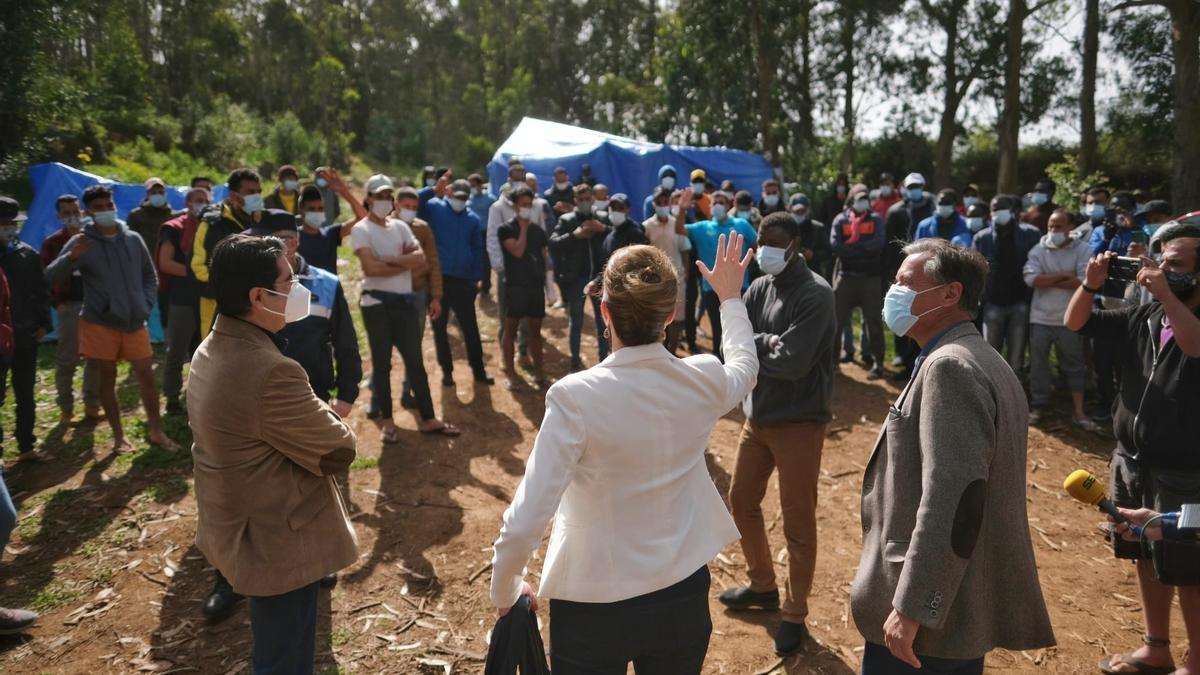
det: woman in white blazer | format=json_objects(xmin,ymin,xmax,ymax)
[{"xmin": 491, "ymin": 234, "xmax": 758, "ymax": 674}]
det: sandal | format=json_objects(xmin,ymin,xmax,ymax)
[
  {"xmin": 1099, "ymin": 637, "xmax": 1175, "ymax": 675},
  {"xmin": 420, "ymin": 423, "xmax": 461, "ymax": 437}
]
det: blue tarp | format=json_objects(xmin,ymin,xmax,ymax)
[
  {"xmin": 487, "ymin": 118, "xmax": 776, "ymax": 221},
  {"xmin": 18, "ymin": 162, "xmax": 229, "ymax": 250}
]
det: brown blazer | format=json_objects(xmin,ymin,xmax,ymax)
[
  {"xmin": 409, "ymin": 217, "xmax": 443, "ymax": 301},
  {"xmin": 187, "ymin": 314, "xmax": 358, "ymax": 597},
  {"xmin": 851, "ymin": 322, "xmax": 1055, "ymax": 659}
]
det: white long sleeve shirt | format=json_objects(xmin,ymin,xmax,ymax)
[{"xmin": 490, "ymin": 300, "xmax": 758, "ymax": 608}]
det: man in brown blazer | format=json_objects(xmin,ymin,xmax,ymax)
[
  {"xmin": 852, "ymin": 239, "xmax": 1055, "ymax": 673},
  {"xmin": 187, "ymin": 234, "xmax": 358, "ymax": 674}
]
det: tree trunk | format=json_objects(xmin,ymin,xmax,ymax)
[
  {"xmin": 748, "ymin": 0, "xmax": 775, "ymax": 159},
  {"xmin": 797, "ymin": 0, "xmax": 814, "ymax": 144},
  {"xmin": 1169, "ymin": 0, "xmax": 1200, "ymax": 211},
  {"xmin": 840, "ymin": 3, "xmax": 856, "ymax": 172},
  {"xmin": 1079, "ymin": 0, "xmax": 1099, "ymax": 175},
  {"xmin": 996, "ymin": 0, "xmax": 1026, "ymax": 194},
  {"xmin": 933, "ymin": 6, "xmax": 961, "ymax": 190}
]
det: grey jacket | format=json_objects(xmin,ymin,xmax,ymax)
[
  {"xmin": 46, "ymin": 220, "xmax": 157, "ymax": 332},
  {"xmin": 741, "ymin": 257, "xmax": 836, "ymax": 425},
  {"xmin": 851, "ymin": 322, "xmax": 1055, "ymax": 659}
]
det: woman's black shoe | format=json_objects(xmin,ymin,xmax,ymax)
[
  {"xmin": 717, "ymin": 586, "xmax": 780, "ymax": 611},
  {"xmin": 775, "ymin": 620, "xmax": 809, "ymax": 656}
]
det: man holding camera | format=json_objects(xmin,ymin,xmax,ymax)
[{"xmin": 1065, "ymin": 224, "xmax": 1200, "ymax": 675}]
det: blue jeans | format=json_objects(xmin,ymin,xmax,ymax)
[
  {"xmin": 564, "ymin": 277, "xmax": 608, "ymax": 364},
  {"xmin": 982, "ymin": 302, "xmax": 1028, "ymax": 375},
  {"xmin": 861, "ymin": 642, "xmax": 983, "ymax": 675},
  {"xmin": 0, "ymin": 466, "xmax": 16, "ymax": 551},
  {"xmin": 250, "ymin": 581, "xmax": 320, "ymax": 675}
]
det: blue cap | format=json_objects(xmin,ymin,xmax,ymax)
[
  {"xmin": 609, "ymin": 193, "xmax": 630, "ymax": 208},
  {"xmin": 789, "ymin": 193, "xmax": 810, "ymax": 209},
  {"xmin": 659, "ymin": 164, "xmax": 677, "ymax": 178}
]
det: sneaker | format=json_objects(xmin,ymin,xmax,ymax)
[
  {"xmin": 861, "ymin": 355, "xmax": 875, "ymax": 371},
  {"xmin": 473, "ymin": 370, "xmax": 495, "ymax": 385},
  {"xmin": 0, "ymin": 607, "xmax": 37, "ymax": 635},
  {"xmin": 774, "ymin": 620, "xmax": 809, "ymax": 657},
  {"xmin": 1074, "ymin": 417, "xmax": 1104, "ymax": 433},
  {"xmin": 717, "ymin": 586, "xmax": 780, "ymax": 611},
  {"xmin": 891, "ymin": 356, "xmax": 905, "ymax": 368},
  {"xmin": 866, "ymin": 366, "xmax": 885, "ymax": 381},
  {"xmin": 839, "ymin": 351, "xmax": 855, "ymax": 364}
]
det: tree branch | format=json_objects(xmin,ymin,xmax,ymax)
[{"xmin": 1111, "ymin": 0, "xmax": 1164, "ymax": 10}]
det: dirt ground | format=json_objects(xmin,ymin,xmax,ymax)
[{"xmin": 0, "ymin": 293, "xmax": 1191, "ymax": 674}]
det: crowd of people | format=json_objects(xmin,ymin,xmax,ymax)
[{"xmin": 0, "ymin": 157, "xmax": 1195, "ymax": 675}]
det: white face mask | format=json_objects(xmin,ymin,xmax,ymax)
[
  {"xmin": 61, "ymin": 215, "xmax": 82, "ymax": 231},
  {"xmin": 967, "ymin": 217, "xmax": 985, "ymax": 232},
  {"xmin": 518, "ymin": 206, "xmax": 535, "ymax": 220},
  {"xmin": 398, "ymin": 208, "xmax": 417, "ymax": 223},
  {"xmin": 879, "ymin": 185, "xmax": 894, "ymax": 197},
  {"xmin": 661, "ymin": 176, "xmax": 676, "ymax": 190},
  {"xmin": 594, "ymin": 199, "xmax": 609, "ymax": 211},
  {"xmin": 448, "ymin": 198, "xmax": 467, "ymax": 213},
  {"xmin": 609, "ymin": 211, "xmax": 626, "ymax": 227},
  {"xmin": 241, "ymin": 193, "xmax": 264, "ymax": 215},
  {"xmin": 188, "ymin": 202, "xmax": 208, "ymax": 218},
  {"xmin": 261, "ymin": 281, "xmax": 311, "ymax": 323},
  {"xmin": 655, "ymin": 205, "xmax": 671, "ymax": 219},
  {"xmin": 711, "ymin": 203, "xmax": 728, "ymax": 220},
  {"xmin": 763, "ymin": 193, "xmax": 780, "ymax": 207},
  {"xmin": 756, "ymin": 245, "xmax": 791, "ymax": 275},
  {"xmin": 371, "ymin": 198, "xmax": 393, "ymax": 218},
  {"xmin": 991, "ymin": 209, "xmax": 1013, "ymax": 226},
  {"xmin": 853, "ymin": 198, "xmax": 870, "ymax": 213},
  {"xmin": 148, "ymin": 193, "xmax": 168, "ymax": 208},
  {"xmin": 303, "ymin": 211, "xmax": 325, "ymax": 227},
  {"xmin": 691, "ymin": 181, "xmax": 706, "ymax": 194},
  {"xmin": 93, "ymin": 210, "xmax": 118, "ymax": 227},
  {"xmin": 936, "ymin": 204, "xmax": 956, "ymax": 219},
  {"xmin": 555, "ymin": 180, "xmax": 570, "ymax": 190},
  {"xmin": 282, "ymin": 179, "xmax": 298, "ymax": 192}
]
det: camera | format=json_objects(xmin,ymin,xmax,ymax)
[
  {"xmin": 1150, "ymin": 504, "xmax": 1200, "ymax": 586},
  {"xmin": 1101, "ymin": 256, "xmax": 1141, "ymax": 298}
]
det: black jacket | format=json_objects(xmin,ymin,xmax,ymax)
[
  {"xmin": 483, "ymin": 596, "xmax": 549, "ymax": 675},
  {"xmin": 549, "ymin": 211, "xmax": 608, "ymax": 285},
  {"xmin": 883, "ymin": 195, "xmax": 934, "ymax": 275},
  {"xmin": 1078, "ymin": 301, "xmax": 1200, "ymax": 471},
  {"xmin": 278, "ymin": 256, "xmax": 362, "ymax": 404},
  {"xmin": 0, "ymin": 241, "xmax": 51, "ymax": 348},
  {"xmin": 742, "ymin": 257, "xmax": 837, "ymax": 425},
  {"xmin": 797, "ymin": 216, "xmax": 832, "ymax": 281}
]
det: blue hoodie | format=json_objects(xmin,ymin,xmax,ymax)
[
  {"xmin": 46, "ymin": 219, "xmax": 157, "ymax": 332},
  {"xmin": 914, "ymin": 212, "xmax": 973, "ymax": 247},
  {"xmin": 642, "ymin": 164, "xmax": 678, "ymax": 221}
]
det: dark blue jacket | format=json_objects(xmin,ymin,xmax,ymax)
[
  {"xmin": 278, "ymin": 256, "xmax": 362, "ymax": 404},
  {"xmin": 418, "ymin": 190, "xmax": 485, "ymax": 281},
  {"xmin": 972, "ymin": 223, "xmax": 1042, "ymax": 306},
  {"xmin": 0, "ymin": 240, "xmax": 51, "ymax": 348}
]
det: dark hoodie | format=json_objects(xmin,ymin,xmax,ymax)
[
  {"xmin": 46, "ymin": 220, "xmax": 157, "ymax": 332},
  {"xmin": 126, "ymin": 200, "xmax": 175, "ymax": 261}
]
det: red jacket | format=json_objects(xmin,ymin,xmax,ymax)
[
  {"xmin": 871, "ymin": 193, "xmax": 901, "ymax": 218},
  {"xmin": 41, "ymin": 227, "xmax": 83, "ymax": 306}
]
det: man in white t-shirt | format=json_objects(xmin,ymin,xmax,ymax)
[
  {"xmin": 351, "ymin": 175, "xmax": 460, "ymax": 442},
  {"xmin": 643, "ymin": 185, "xmax": 694, "ymax": 353}
]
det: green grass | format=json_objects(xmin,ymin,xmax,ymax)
[
  {"xmin": 349, "ymin": 455, "xmax": 378, "ymax": 471},
  {"xmin": 330, "ymin": 627, "xmax": 355, "ymax": 647},
  {"xmin": 30, "ymin": 579, "xmax": 78, "ymax": 612}
]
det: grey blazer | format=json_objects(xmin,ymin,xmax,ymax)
[{"xmin": 851, "ymin": 322, "xmax": 1055, "ymax": 659}]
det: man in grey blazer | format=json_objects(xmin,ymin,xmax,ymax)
[{"xmin": 852, "ymin": 238, "xmax": 1055, "ymax": 673}]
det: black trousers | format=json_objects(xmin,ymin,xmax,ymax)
[
  {"xmin": 549, "ymin": 567, "xmax": 712, "ymax": 675},
  {"xmin": 861, "ymin": 641, "xmax": 983, "ymax": 675},
  {"xmin": 684, "ymin": 250, "xmax": 700, "ymax": 349},
  {"xmin": 249, "ymin": 581, "xmax": 320, "ymax": 675},
  {"xmin": 701, "ymin": 290, "xmax": 724, "ymax": 361},
  {"xmin": 362, "ymin": 299, "xmax": 435, "ymax": 420},
  {"xmin": 1092, "ymin": 334, "xmax": 1122, "ymax": 413},
  {"xmin": 0, "ymin": 342, "xmax": 38, "ymax": 452},
  {"xmin": 433, "ymin": 276, "xmax": 486, "ymax": 376}
]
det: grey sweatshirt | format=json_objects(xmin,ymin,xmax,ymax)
[
  {"xmin": 1022, "ymin": 233, "xmax": 1090, "ymax": 327},
  {"xmin": 46, "ymin": 220, "xmax": 157, "ymax": 332},
  {"xmin": 741, "ymin": 256, "xmax": 837, "ymax": 424}
]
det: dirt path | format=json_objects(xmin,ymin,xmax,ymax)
[{"xmin": 0, "ymin": 294, "xmax": 1189, "ymax": 674}]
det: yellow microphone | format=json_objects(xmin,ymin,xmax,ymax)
[{"xmin": 1064, "ymin": 469, "xmax": 1139, "ymax": 535}]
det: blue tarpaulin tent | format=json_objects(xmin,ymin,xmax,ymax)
[
  {"xmin": 486, "ymin": 118, "xmax": 776, "ymax": 221},
  {"xmin": 18, "ymin": 162, "xmax": 229, "ymax": 250}
]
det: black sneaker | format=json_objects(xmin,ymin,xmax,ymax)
[
  {"xmin": 717, "ymin": 586, "xmax": 780, "ymax": 611},
  {"xmin": 0, "ymin": 607, "xmax": 37, "ymax": 635},
  {"xmin": 866, "ymin": 366, "xmax": 885, "ymax": 381},
  {"xmin": 774, "ymin": 620, "xmax": 809, "ymax": 656},
  {"xmin": 840, "ymin": 350, "xmax": 855, "ymax": 364},
  {"xmin": 473, "ymin": 370, "xmax": 495, "ymax": 385}
]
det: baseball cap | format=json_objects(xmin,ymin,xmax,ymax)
[
  {"xmin": 902, "ymin": 173, "xmax": 926, "ymax": 188},
  {"xmin": 609, "ymin": 193, "xmax": 630, "ymax": 208},
  {"xmin": 246, "ymin": 209, "xmax": 300, "ymax": 237},
  {"xmin": 0, "ymin": 196, "xmax": 27, "ymax": 222},
  {"xmin": 365, "ymin": 174, "xmax": 395, "ymax": 195},
  {"xmin": 690, "ymin": 169, "xmax": 707, "ymax": 181},
  {"xmin": 789, "ymin": 193, "xmax": 810, "ymax": 209},
  {"xmin": 144, "ymin": 177, "xmax": 166, "ymax": 191},
  {"xmin": 1136, "ymin": 199, "xmax": 1172, "ymax": 217}
]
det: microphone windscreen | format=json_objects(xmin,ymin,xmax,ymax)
[{"xmin": 1064, "ymin": 469, "xmax": 1106, "ymax": 506}]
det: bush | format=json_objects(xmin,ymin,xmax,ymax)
[
  {"xmin": 267, "ymin": 111, "xmax": 317, "ymax": 171},
  {"xmin": 85, "ymin": 137, "xmax": 222, "ymax": 185},
  {"xmin": 193, "ymin": 96, "xmax": 268, "ymax": 170}
]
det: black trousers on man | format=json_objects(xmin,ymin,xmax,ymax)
[
  {"xmin": 0, "ymin": 343, "xmax": 38, "ymax": 453},
  {"xmin": 250, "ymin": 581, "xmax": 320, "ymax": 675},
  {"xmin": 433, "ymin": 276, "xmax": 487, "ymax": 378},
  {"xmin": 362, "ymin": 297, "xmax": 435, "ymax": 421}
]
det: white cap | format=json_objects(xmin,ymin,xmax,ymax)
[
  {"xmin": 144, "ymin": 177, "xmax": 165, "ymax": 190},
  {"xmin": 365, "ymin": 174, "xmax": 395, "ymax": 195},
  {"xmin": 902, "ymin": 172, "xmax": 926, "ymax": 188}
]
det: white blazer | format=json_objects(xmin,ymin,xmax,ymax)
[{"xmin": 491, "ymin": 299, "xmax": 758, "ymax": 608}]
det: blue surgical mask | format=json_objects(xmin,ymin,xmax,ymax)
[
  {"xmin": 661, "ymin": 176, "xmax": 676, "ymax": 191},
  {"xmin": 763, "ymin": 194, "xmax": 780, "ymax": 207},
  {"xmin": 711, "ymin": 203, "xmax": 727, "ymax": 220},
  {"xmin": 315, "ymin": 177, "xmax": 328, "ymax": 188},
  {"xmin": 242, "ymin": 193, "xmax": 264, "ymax": 215},
  {"xmin": 991, "ymin": 209, "xmax": 1013, "ymax": 226},
  {"xmin": 967, "ymin": 217, "xmax": 985, "ymax": 232},
  {"xmin": 1031, "ymin": 192, "xmax": 1048, "ymax": 206},
  {"xmin": 148, "ymin": 193, "xmax": 167, "ymax": 208},
  {"xmin": 737, "ymin": 209, "xmax": 752, "ymax": 219},
  {"xmin": 882, "ymin": 283, "xmax": 947, "ymax": 337},
  {"xmin": 92, "ymin": 210, "xmax": 118, "ymax": 227},
  {"xmin": 1087, "ymin": 204, "xmax": 1106, "ymax": 220},
  {"xmin": 691, "ymin": 181, "xmax": 706, "ymax": 194},
  {"xmin": 756, "ymin": 245, "xmax": 790, "ymax": 275},
  {"xmin": 1049, "ymin": 231, "xmax": 1068, "ymax": 247},
  {"xmin": 283, "ymin": 179, "xmax": 299, "ymax": 192},
  {"xmin": 879, "ymin": 186, "xmax": 894, "ymax": 197},
  {"xmin": 853, "ymin": 198, "xmax": 870, "ymax": 213},
  {"xmin": 936, "ymin": 205, "xmax": 955, "ymax": 219},
  {"xmin": 907, "ymin": 188, "xmax": 924, "ymax": 202},
  {"xmin": 963, "ymin": 196, "xmax": 979, "ymax": 208}
]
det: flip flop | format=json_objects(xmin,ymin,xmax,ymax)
[
  {"xmin": 420, "ymin": 423, "xmax": 461, "ymax": 437},
  {"xmin": 1098, "ymin": 653, "xmax": 1177, "ymax": 675}
]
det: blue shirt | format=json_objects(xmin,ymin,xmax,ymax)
[
  {"xmin": 913, "ymin": 320, "xmax": 970, "ymax": 378},
  {"xmin": 1089, "ymin": 224, "xmax": 1138, "ymax": 256},
  {"xmin": 914, "ymin": 213, "xmax": 973, "ymax": 247},
  {"xmin": 297, "ymin": 224, "xmax": 343, "ymax": 273},
  {"xmin": 418, "ymin": 190, "xmax": 485, "ymax": 281},
  {"xmin": 469, "ymin": 192, "xmax": 495, "ymax": 225},
  {"xmin": 686, "ymin": 216, "xmax": 758, "ymax": 292}
]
